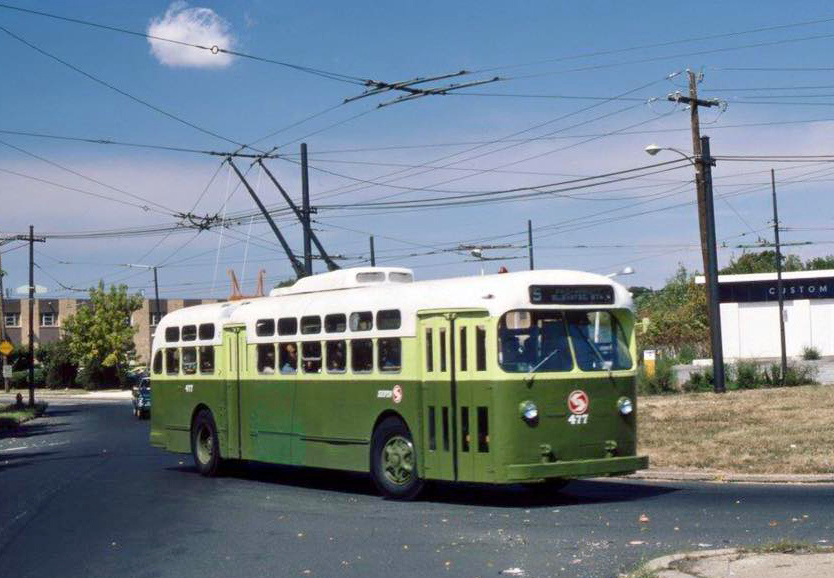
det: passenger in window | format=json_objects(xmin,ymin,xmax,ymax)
[
  {"xmin": 327, "ymin": 341, "xmax": 346, "ymax": 371},
  {"xmin": 280, "ymin": 343, "xmax": 298, "ymax": 373},
  {"xmin": 379, "ymin": 339, "xmax": 401, "ymax": 371},
  {"xmin": 258, "ymin": 344, "xmax": 276, "ymax": 374}
]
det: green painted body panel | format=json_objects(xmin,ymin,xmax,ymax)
[{"xmin": 150, "ymin": 309, "xmax": 648, "ymax": 485}]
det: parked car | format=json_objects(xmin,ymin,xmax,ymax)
[{"xmin": 132, "ymin": 377, "xmax": 151, "ymax": 419}]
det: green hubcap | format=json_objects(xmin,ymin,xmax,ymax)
[
  {"xmin": 196, "ymin": 424, "xmax": 213, "ymax": 465},
  {"xmin": 382, "ymin": 436, "xmax": 414, "ymax": 486}
]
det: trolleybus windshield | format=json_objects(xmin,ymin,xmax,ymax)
[{"xmin": 498, "ymin": 310, "xmax": 632, "ymax": 373}]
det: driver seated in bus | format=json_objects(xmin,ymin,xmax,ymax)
[{"xmin": 500, "ymin": 335, "xmax": 523, "ymax": 367}]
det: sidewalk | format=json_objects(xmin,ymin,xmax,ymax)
[
  {"xmin": 638, "ymin": 547, "xmax": 834, "ymax": 578},
  {"xmin": 1, "ymin": 389, "xmax": 131, "ymax": 401}
]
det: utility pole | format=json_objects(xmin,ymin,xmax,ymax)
[
  {"xmin": 0, "ymin": 243, "xmax": 8, "ymax": 393},
  {"xmin": 771, "ymin": 169, "xmax": 787, "ymax": 386},
  {"xmin": 668, "ymin": 71, "xmax": 724, "ymax": 393},
  {"xmin": 527, "ymin": 220, "xmax": 534, "ymax": 270},
  {"xmin": 301, "ymin": 143, "xmax": 313, "ymax": 277},
  {"xmin": 369, "ymin": 236, "xmax": 376, "ymax": 266},
  {"xmin": 27, "ymin": 226, "xmax": 35, "ymax": 406},
  {"xmin": 700, "ymin": 138, "xmax": 725, "ymax": 394}
]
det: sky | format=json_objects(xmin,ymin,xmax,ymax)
[{"xmin": 3, "ymin": 0, "xmax": 834, "ymax": 298}]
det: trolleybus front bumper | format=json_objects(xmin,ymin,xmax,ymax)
[{"xmin": 506, "ymin": 455, "xmax": 649, "ymax": 482}]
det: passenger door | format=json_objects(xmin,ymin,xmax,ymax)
[{"xmin": 222, "ymin": 326, "xmax": 243, "ymax": 459}]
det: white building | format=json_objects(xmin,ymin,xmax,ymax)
[{"xmin": 696, "ymin": 270, "xmax": 834, "ymax": 359}]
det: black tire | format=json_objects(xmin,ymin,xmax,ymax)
[
  {"xmin": 370, "ymin": 417, "xmax": 424, "ymax": 500},
  {"xmin": 191, "ymin": 409, "xmax": 222, "ymax": 477}
]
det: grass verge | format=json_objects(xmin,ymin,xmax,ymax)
[
  {"xmin": 638, "ymin": 384, "xmax": 834, "ymax": 474},
  {"xmin": 0, "ymin": 401, "xmax": 49, "ymax": 431}
]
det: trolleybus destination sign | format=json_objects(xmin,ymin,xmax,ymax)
[{"xmin": 529, "ymin": 285, "xmax": 615, "ymax": 305}]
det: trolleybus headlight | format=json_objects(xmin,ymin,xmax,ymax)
[
  {"xmin": 519, "ymin": 400, "xmax": 539, "ymax": 422},
  {"xmin": 617, "ymin": 397, "xmax": 634, "ymax": 416}
]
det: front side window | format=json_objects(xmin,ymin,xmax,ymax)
[
  {"xmin": 199, "ymin": 346, "xmax": 215, "ymax": 374},
  {"xmin": 199, "ymin": 323, "xmax": 215, "ymax": 340},
  {"xmin": 257, "ymin": 344, "xmax": 276, "ymax": 374},
  {"xmin": 378, "ymin": 338, "xmax": 401, "ymax": 372},
  {"xmin": 302, "ymin": 341, "xmax": 322, "ymax": 373},
  {"xmin": 165, "ymin": 348, "xmax": 179, "ymax": 375},
  {"xmin": 165, "ymin": 326, "xmax": 179, "ymax": 342},
  {"xmin": 565, "ymin": 311, "xmax": 632, "ymax": 371},
  {"xmin": 182, "ymin": 347, "xmax": 197, "ymax": 374},
  {"xmin": 152, "ymin": 351, "xmax": 163, "ymax": 374},
  {"xmin": 256, "ymin": 319, "xmax": 275, "ymax": 336},
  {"xmin": 498, "ymin": 311, "xmax": 573, "ymax": 373}
]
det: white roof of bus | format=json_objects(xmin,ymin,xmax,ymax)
[{"xmin": 152, "ymin": 267, "xmax": 632, "ymax": 351}]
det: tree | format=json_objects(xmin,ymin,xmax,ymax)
[
  {"xmin": 720, "ymin": 251, "xmax": 804, "ymax": 275},
  {"xmin": 636, "ymin": 266, "xmax": 709, "ymax": 358},
  {"xmin": 805, "ymin": 255, "xmax": 834, "ymax": 270},
  {"xmin": 62, "ymin": 282, "xmax": 142, "ymax": 389},
  {"xmin": 36, "ymin": 338, "xmax": 78, "ymax": 388}
]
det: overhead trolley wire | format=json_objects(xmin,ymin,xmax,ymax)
[{"xmin": 0, "ymin": 2, "xmax": 368, "ymax": 86}]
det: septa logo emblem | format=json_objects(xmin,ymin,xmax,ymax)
[
  {"xmin": 392, "ymin": 385, "xmax": 403, "ymax": 404},
  {"xmin": 567, "ymin": 390, "xmax": 589, "ymax": 415}
]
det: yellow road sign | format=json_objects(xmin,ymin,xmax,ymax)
[{"xmin": 0, "ymin": 340, "xmax": 13, "ymax": 356}]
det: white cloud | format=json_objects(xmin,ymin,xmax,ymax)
[{"xmin": 147, "ymin": 2, "xmax": 235, "ymax": 69}]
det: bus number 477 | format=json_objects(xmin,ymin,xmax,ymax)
[{"xmin": 568, "ymin": 414, "xmax": 589, "ymax": 425}]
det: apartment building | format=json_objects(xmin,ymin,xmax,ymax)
[{"xmin": 0, "ymin": 297, "xmax": 219, "ymax": 365}]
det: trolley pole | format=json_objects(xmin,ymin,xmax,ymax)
[
  {"xmin": 301, "ymin": 143, "xmax": 313, "ymax": 277},
  {"xmin": 527, "ymin": 219, "xmax": 534, "ymax": 270},
  {"xmin": 771, "ymin": 169, "xmax": 787, "ymax": 386},
  {"xmin": 700, "ymin": 138, "xmax": 725, "ymax": 394},
  {"xmin": 369, "ymin": 236, "xmax": 376, "ymax": 266}
]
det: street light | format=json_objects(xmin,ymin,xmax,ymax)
[
  {"xmin": 606, "ymin": 266, "xmax": 634, "ymax": 278},
  {"xmin": 644, "ymin": 139, "xmax": 725, "ymax": 394}
]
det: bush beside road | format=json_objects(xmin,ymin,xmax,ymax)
[{"xmin": 0, "ymin": 401, "xmax": 48, "ymax": 431}]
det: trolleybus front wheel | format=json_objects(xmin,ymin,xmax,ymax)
[
  {"xmin": 371, "ymin": 417, "xmax": 424, "ymax": 500},
  {"xmin": 191, "ymin": 409, "xmax": 222, "ymax": 477}
]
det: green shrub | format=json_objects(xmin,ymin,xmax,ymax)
[
  {"xmin": 9, "ymin": 368, "xmax": 45, "ymax": 388},
  {"xmin": 77, "ymin": 358, "xmax": 125, "ymax": 390},
  {"xmin": 674, "ymin": 343, "xmax": 699, "ymax": 365},
  {"xmin": 785, "ymin": 363, "xmax": 818, "ymax": 386},
  {"xmin": 637, "ymin": 356, "xmax": 677, "ymax": 395},
  {"xmin": 802, "ymin": 346, "xmax": 821, "ymax": 361},
  {"xmin": 734, "ymin": 360, "xmax": 764, "ymax": 390},
  {"xmin": 37, "ymin": 339, "xmax": 78, "ymax": 389}
]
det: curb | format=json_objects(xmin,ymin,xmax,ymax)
[
  {"xmin": 641, "ymin": 548, "xmax": 739, "ymax": 576},
  {"xmin": 625, "ymin": 469, "xmax": 834, "ymax": 484}
]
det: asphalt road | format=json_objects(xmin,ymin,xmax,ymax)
[{"xmin": 1, "ymin": 400, "xmax": 832, "ymax": 578}]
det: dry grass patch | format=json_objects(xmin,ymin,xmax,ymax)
[{"xmin": 638, "ymin": 385, "xmax": 834, "ymax": 474}]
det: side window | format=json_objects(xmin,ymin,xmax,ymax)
[
  {"xmin": 152, "ymin": 351, "xmax": 163, "ymax": 375},
  {"xmin": 302, "ymin": 342, "xmax": 322, "ymax": 373},
  {"xmin": 257, "ymin": 344, "xmax": 276, "ymax": 374},
  {"xmin": 351, "ymin": 339, "xmax": 373, "ymax": 373},
  {"xmin": 165, "ymin": 348, "xmax": 179, "ymax": 375},
  {"xmin": 378, "ymin": 338, "xmax": 401, "ymax": 372},
  {"xmin": 301, "ymin": 316, "xmax": 321, "ymax": 335},
  {"xmin": 440, "ymin": 328, "xmax": 447, "ymax": 372},
  {"xmin": 476, "ymin": 325, "xmax": 487, "ymax": 371},
  {"xmin": 425, "ymin": 328, "xmax": 434, "ymax": 372},
  {"xmin": 325, "ymin": 314, "xmax": 346, "ymax": 333},
  {"xmin": 182, "ymin": 347, "xmax": 197, "ymax": 375},
  {"xmin": 279, "ymin": 342, "xmax": 298, "ymax": 373},
  {"xmin": 256, "ymin": 319, "xmax": 275, "ymax": 336},
  {"xmin": 376, "ymin": 309, "xmax": 401, "ymax": 330},
  {"xmin": 326, "ymin": 340, "xmax": 346, "ymax": 372},
  {"xmin": 350, "ymin": 311, "xmax": 373, "ymax": 332},
  {"xmin": 199, "ymin": 323, "xmax": 215, "ymax": 340},
  {"xmin": 182, "ymin": 325, "xmax": 197, "ymax": 341},
  {"xmin": 165, "ymin": 326, "xmax": 179, "ymax": 342},
  {"xmin": 199, "ymin": 346, "xmax": 214, "ymax": 374},
  {"xmin": 278, "ymin": 318, "xmax": 297, "ymax": 336}
]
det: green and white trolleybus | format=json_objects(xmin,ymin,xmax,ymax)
[{"xmin": 149, "ymin": 267, "xmax": 648, "ymax": 499}]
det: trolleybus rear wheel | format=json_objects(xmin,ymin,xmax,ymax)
[
  {"xmin": 371, "ymin": 417, "xmax": 424, "ymax": 500},
  {"xmin": 191, "ymin": 409, "xmax": 222, "ymax": 477}
]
